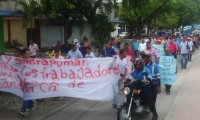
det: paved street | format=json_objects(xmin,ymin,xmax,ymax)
[{"xmin": 32, "ymin": 40, "xmax": 200, "ymax": 120}]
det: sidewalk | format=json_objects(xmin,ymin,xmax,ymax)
[{"xmin": 165, "ymin": 51, "xmax": 200, "ymax": 120}]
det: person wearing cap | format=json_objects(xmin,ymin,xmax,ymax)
[
  {"xmin": 187, "ymin": 37, "xmax": 194, "ymax": 61},
  {"xmin": 66, "ymin": 44, "xmax": 83, "ymax": 59},
  {"xmin": 73, "ymin": 38, "xmax": 81, "ymax": 49}
]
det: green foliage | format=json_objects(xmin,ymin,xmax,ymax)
[
  {"xmin": 91, "ymin": 14, "xmax": 115, "ymax": 45},
  {"xmin": 13, "ymin": 0, "xmax": 42, "ymax": 28},
  {"xmin": 4, "ymin": 39, "xmax": 23, "ymax": 49}
]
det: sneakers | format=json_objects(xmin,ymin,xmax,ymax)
[
  {"xmin": 112, "ymin": 104, "xmax": 117, "ymax": 108},
  {"xmin": 26, "ymin": 107, "xmax": 34, "ymax": 111},
  {"xmin": 166, "ymin": 91, "xmax": 170, "ymax": 95},
  {"xmin": 19, "ymin": 107, "xmax": 34, "ymax": 116},
  {"xmin": 19, "ymin": 111, "xmax": 25, "ymax": 116}
]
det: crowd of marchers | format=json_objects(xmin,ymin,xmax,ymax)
[{"xmin": 10, "ymin": 33, "xmax": 198, "ymax": 120}]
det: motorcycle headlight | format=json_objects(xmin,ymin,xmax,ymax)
[{"xmin": 124, "ymin": 87, "xmax": 130, "ymax": 95}]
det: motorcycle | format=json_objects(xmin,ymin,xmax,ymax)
[{"xmin": 119, "ymin": 74, "xmax": 150, "ymax": 120}]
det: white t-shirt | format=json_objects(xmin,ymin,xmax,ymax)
[
  {"xmin": 138, "ymin": 42, "xmax": 146, "ymax": 51},
  {"xmin": 85, "ymin": 52, "xmax": 95, "ymax": 58},
  {"xmin": 188, "ymin": 41, "xmax": 193, "ymax": 51},
  {"xmin": 116, "ymin": 57, "xmax": 128, "ymax": 74},
  {"xmin": 51, "ymin": 55, "xmax": 64, "ymax": 59},
  {"xmin": 66, "ymin": 50, "xmax": 83, "ymax": 59},
  {"xmin": 29, "ymin": 43, "xmax": 39, "ymax": 56}
]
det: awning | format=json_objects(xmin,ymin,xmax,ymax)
[
  {"xmin": 0, "ymin": 10, "xmax": 22, "ymax": 17},
  {"xmin": 109, "ymin": 19, "xmax": 125, "ymax": 23}
]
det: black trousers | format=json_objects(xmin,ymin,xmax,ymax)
[
  {"xmin": 151, "ymin": 80, "xmax": 158, "ymax": 104},
  {"xmin": 172, "ymin": 53, "xmax": 177, "ymax": 59},
  {"xmin": 141, "ymin": 84, "xmax": 157, "ymax": 114},
  {"xmin": 165, "ymin": 84, "xmax": 171, "ymax": 92}
]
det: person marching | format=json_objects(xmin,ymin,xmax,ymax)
[
  {"xmin": 163, "ymin": 47, "xmax": 178, "ymax": 95},
  {"xmin": 140, "ymin": 51, "xmax": 161, "ymax": 104},
  {"xmin": 130, "ymin": 58, "xmax": 158, "ymax": 120}
]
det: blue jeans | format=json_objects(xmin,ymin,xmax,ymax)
[
  {"xmin": 113, "ymin": 81, "xmax": 121, "ymax": 108},
  {"xmin": 134, "ymin": 50, "xmax": 138, "ymax": 58},
  {"xmin": 188, "ymin": 50, "xmax": 192, "ymax": 61},
  {"xmin": 181, "ymin": 53, "xmax": 188, "ymax": 68},
  {"xmin": 21, "ymin": 100, "xmax": 34, "ymax": 111}
]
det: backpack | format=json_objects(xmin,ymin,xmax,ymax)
[{"xmin": 186, "ymin": 42, "xmax": 190, "ymax": 50}]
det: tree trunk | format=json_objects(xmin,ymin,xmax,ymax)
[
  {"xmin": 30, "ymin": 21, "xmax": 33, "ymax": 40},
  {"xmin": 136, "ymin": 20, "xmax": 143, "ymax": 39}
]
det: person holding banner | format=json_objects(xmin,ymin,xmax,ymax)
[
  {"xmin": 100, "ymin": 44, "xmax": 116, "ymax": 57},
  {"xmin": 66, "ymin": 44, "xmax": 83, "ymax": 59},
  {"xmin": 130, "ymin": 58, "xmax": 158, "ymax": 120},
  {"xmin": 140, "ymin": 51, "xmax": 161, "ymax": 103},
  {"xmin": 112, "ymin": 49, "xmax": 128, "ymax": 112},
  {"xmin": 20, "ymin": 49, "xmax": 34, "ymax": 116},
  {"xmin": 163, "ymin": 47, "xmax": 178, "ymax": 95}
]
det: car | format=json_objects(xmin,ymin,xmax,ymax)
[{"xmin": 119, "ymin": 32, "xmax": 130, "ymax": 39}]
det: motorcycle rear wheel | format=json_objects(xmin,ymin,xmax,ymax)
[{"xmin": 119, "ymin": 105, "xmax": 132, "ymax": 120}]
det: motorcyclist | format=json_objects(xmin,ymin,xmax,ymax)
[
  {"xmin": 130, "ymin": 58, "xmax": 158, "ymax": 120},
  {"xmin": 140, "ymin": 51, "xmax": 161, "ymax": 104}
]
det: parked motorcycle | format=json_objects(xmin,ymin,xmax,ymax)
[{"xmin": 119, "ymin": 75, "xmax": 150, "ymax": 120}]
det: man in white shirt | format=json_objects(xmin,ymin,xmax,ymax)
[
  {"xmin": 187, "ymin": 37, "xmax": 194, "ymax": 61},
  {"xmin": 28, "ymin": 40, "xmax": 39, "ymax": 58},
  {"xmin": 66, "ymin": 44, "xmax": 83, "ymax": 59},
  {"xmin": 113, "ymin": 49, "xmax": 128, "ymax": 112},
  {"xmin": 138, "ymin": 38, "xmax": 146, "ymax": 55},
  {"xmin": 85, "ymin": 47, "xmax": 95, "ymax": 58},
  {"xmin": 73, "ymin": 38, "xmax": 81, "ymax": 49}
]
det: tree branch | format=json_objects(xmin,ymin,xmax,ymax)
[
  {"xmin": 89, "ymin": 0, "xmax": 103, "ymax": 19},
  {"xmin": 143, "ymin": 0, "xmax": 169, "ymax": 23}
]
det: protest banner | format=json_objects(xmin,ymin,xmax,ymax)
[
  {"xmin": 159, "ymin": 56, "xmax": 176, "ymax": 85},
  {"xmin": 0, "ymin": 55, "xmax": 120, "ymax": 101},
  {"xmin": 152, "ymin": 44, "xmax": 164, "ymax": 58}
]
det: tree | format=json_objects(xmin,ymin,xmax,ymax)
[
  {"xmin": 47, "ymin": 0, "xmax": 117, "ymax": 54},
  {"xmin": 13, "ymin": 0, "xmax": 42, "ymax": 40},
  {"xmin": 120, "ymin": 0, "xmax": 172, "ymax": 38},
  {"xmin": 173, "ymin": 0, "xmax": 199, "ymax": 27}
]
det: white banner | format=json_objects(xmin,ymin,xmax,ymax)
[{"xmin": 0, "ymin": 55, "xmax": 120, "ymax": 101}]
